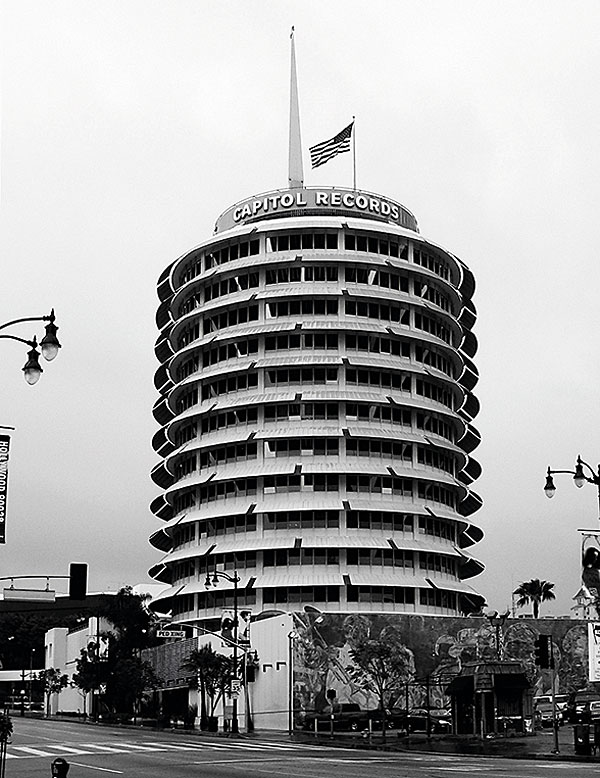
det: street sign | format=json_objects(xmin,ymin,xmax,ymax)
[
  {"xmin": 157, "ymin": 629, "xmax": 186, "ymax": 639},
  {"xmin": 229, "ymin": 679, "xmax": 242, "ymax": 698}
]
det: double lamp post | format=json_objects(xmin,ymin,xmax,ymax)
[
  {"xmin": 0, "ymin": 310, "xmax": 61, "ymax": 384},
  {"xmin": 204, "ymin": 568, "xmax": 241, "ymax": 734}
]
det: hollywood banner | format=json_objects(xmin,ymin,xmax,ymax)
[{"xmin": 0, "ymin": 434, "xmax": 8, "ymax": 544}]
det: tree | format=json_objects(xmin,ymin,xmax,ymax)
[
  {"xmin": 346, "ymin": 628, "xmax": 412, "ymax": 735},
  {"xmin": 0, "ymin": 710, "xmax": 12, "ymax": 778},
  {"xmin": 513, "ymin": 579, "xmax": 556, "ymax": 618},
  {"xmin": 36, "ymin": 668, "xmax": 68, "ymax": 717},
  {"xmin": 181, "ymin": 645, "xmax": 232, "ymax": 729},
  {"xmin": 71, "ymin": 587, "xmax": 161, "ymax": 719}
]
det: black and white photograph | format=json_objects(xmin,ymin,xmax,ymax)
[{"xmin": 1, "ymin": 1, "xmax": 600, "ymax": 773}]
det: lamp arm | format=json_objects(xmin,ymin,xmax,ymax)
[
  {"xmin": 0, "ymin": 334, "xmax": 36, "ymax": 348},
  {"xmin": 577, "ymin": 458, "xmax": 599, "ymax": 482},
  {"xmin": 0, "ymin": 315, "xmax": 51, "ymax": 333}
]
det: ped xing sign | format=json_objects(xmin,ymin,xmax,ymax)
[
  {"xmin": 157, "ymin": 629, "xmax": 186, "ymax": 639},
  {"xmin": 0, "ymin": 434, "xmax": 9, "ymax": 544}
]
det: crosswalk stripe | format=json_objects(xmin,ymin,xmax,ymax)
[
  {"xmin": 79, "ymin": 744, "xmax": 133, "ymax": 753},
  {"xmin": 144, "ymin": 742, "xmax": 205, "ymax": 750},
  {"xmin": 49, "ymin": 746, "xmax": 93, "ymax": 755},
  {"xmin": 110, "ymin": 743, "xmax": 164, "ymax": 752},
  {"xmin": 12, "ymin": 746, "xmax": 55, "ymax": 756}
]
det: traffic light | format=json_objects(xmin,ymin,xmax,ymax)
[
  {"xmin": 69, "ymin": 563, "xmax": 88, "ymax": 600},
  {"xmin": 220, "ymin": 610, "xmax": 235, "ymax": 643},
  {"xmin": 534, "ymin": 634, "xmax": 551, "ymax": 668},
  {"xmin": 582, "ymin": 545, "xmax": 600, "ymax": 594}
]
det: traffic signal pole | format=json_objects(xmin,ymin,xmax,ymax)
[{"xmin": 550, "ymin": 641, "xmax": 559, "ymax": 754}]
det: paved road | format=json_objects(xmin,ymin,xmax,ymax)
[{"xmin": 6, "ymin": 717, "xmax": 600, "ymax": 777}]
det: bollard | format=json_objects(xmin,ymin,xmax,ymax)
[{"xmin": 51, "ymin": 757, "xmax": 70, "ymax": 777}]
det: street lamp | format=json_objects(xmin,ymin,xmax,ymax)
[
  {"xmin": 204, "ymin": 567, "xmax": 240, "ymax": 734},
  {"xmin": 486, "ymin": 610, "xmax": 509, "ymax": 659},
  {"xmin": 544, "ymin": 455, "xmax": 600, "ymax": 517},
  {"xmin": 0, "ymin": 310, "xmax": 61, "ymax": 384}
]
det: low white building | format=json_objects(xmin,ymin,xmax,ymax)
[{"xmin": 45, "ymin": 617, "xmax": 111, "ymax": 716}]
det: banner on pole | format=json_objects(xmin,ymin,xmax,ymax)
[
  {"xmin": 588, "ymin": 623, "xmax": 600, "ymax": 682},
  {"xmin": 0, "ymin": 434, "xmax": 9, "ymax": 544}
]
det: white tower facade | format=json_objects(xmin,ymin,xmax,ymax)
[{"xmin": 149, "ymin": 187, "xmax": 484, "ymax": 625}]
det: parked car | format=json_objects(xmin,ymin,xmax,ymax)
[
  {"xmin": 390, "ymin": 707, "xmax": 452, "ymax": 733},
  {"xmin": 534, "ymin": 700, "xmax": 563, "ymax": 728},
  {"xmin": 303, "ymin": 703, "xmax": 389, "ymax": 732},
  {"xmin": 567, "ymin": 690, "xmax": 600, "ymax": 723},
  {"xmin": 589, "ymin": 701, "xmax": 600, "ymax": 721}
]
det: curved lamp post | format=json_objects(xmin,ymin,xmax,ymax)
[
  {"xmin": 0, "ymin": 310, "xmax": 61, "ymax": 384},
  {"xmin": 204, "ymin": 567, "xmax": 240, "ymax": 734},
  {"xmin": 544, "ymin": 455, "xmax": 600, "ymax": 518}
]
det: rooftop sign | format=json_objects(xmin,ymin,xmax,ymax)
[{"xmin": 214, "ymin": 187, "xmax": 418, "ymax": 234}]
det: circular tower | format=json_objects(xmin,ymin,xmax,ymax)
[{"xmin": 149, "ymin": 186, "xmax": 484, "ymax": 626}]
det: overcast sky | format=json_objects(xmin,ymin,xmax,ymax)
[{"xmin": 1, "ymin": 0, "xmax": 600, "ymax": 616}]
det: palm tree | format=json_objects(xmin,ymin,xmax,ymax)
[
  {"xmin": 181, "ymin": 645, "xmax": 231, "ymax": 730},
  {"xmin": 513, "ymin": 579, "xmax": 556, "ymax": 618}
]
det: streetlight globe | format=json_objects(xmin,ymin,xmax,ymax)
[
  {"xmin": 573, "ymin": 459, "xmax": 586, "ymax": 488},
  {"xmin": 544, "ymin": 471, "xmax": 556, "ymax": 498},
  {"xmin": 23, "ymin": 365, "xmax": 42, "ymax": 385},
  {"xmin": 40, "ymin": 341, "xmax": 60, "ymax": 361},
  {"xmin": 40, "ymin": 319, "xmax": 61, "ymax": 361},
  {"xmin": 22, "ymin": 342, "xmax": 43, "ymax": 384}
]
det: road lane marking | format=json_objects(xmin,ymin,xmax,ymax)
[
  {"xmin": 144, "ymin": 741, "xmax": 208, "ymax": 750},
  {"xmin": 12, "ymin": 746, "xmax": 55, "ymax": 756},
  {"xmin": 49, "ymin": 745, "xmax": 94, "ymax": 755},
  {"xmin": 79, "ymin": 744, "xmax": 134, "ymax": 753},
  {"xmin": 69, "ymin": 763, "xmax": 123, "ymax": 774}
]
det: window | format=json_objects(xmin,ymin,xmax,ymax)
[
  {"xmin": 203, "ymin": 304, "xmax": 259, "ymax": 335},
  {"xmin": 204, "ymin": 272, "xmax": 259, "ymax": 303},
  {"xmin": 267, "ymin": 232, "xmax": 338, "ymax": 252},
  {"xmin": 199, "ymin": 441, "xmax": 257, "ymax": 471},
  {"xmin": 266, "ymin": 367, "xmax": 338, "ymax": 386},
  {"xmin": 345, "ymin": 334, "xmax": 410, "ymax": 358},
  {"xmin": 346, "ymin": 510, "xmax": 413, "ymax": 532},
  {"xmin": 200, "ymin": 407, "xmax": 258, "ymax": 434},
  {"xmin": 198, "ymin": 477, "xmax": 258, "ymax": 505},
  {"xmin": 263, "ymin": 510, "xmax": 339, "ymax": 530},
  {"xmin": 263, "ymin": 586, "xmax": 339, "ymax": 604},
  {"xmin": 264, "ymin": 438, "xmax": 339, "ymax": 457},
  {"xmin": 344, "ymin": 232, "xmax": 408, "ymax": 259},
  {"xmin": 202, "ymin": 338, "xmax": 259, "ymax": 368},
  {"xmin": 267, "ymin": 299, "xmax": 338, "ymax": 317},
  {"xmin": 346, "ymin": 439, "xmax": 412, "ymax": 462},
  {"xmin": 204, "ymin": 238, "xmax": 260, "ymax": 270},
  {"xmin": 199, "ymin": 513, "xmax": 257, "ymax": 538},
  {"xmin": 345, "ymin": 368, "xmax": 411, "ymax": 392},
  {"xmin": 346, "ymin": 586, "xmax": 414, "ymax": 605},
  {"xmin": 201, "ymin": 371, "xmax": 258, "ymax": 401},
  {"xmin": 346, "ymin": 474, "xmax": 413, "ymax": 496}
]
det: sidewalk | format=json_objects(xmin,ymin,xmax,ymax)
[
  {"xmin": 286, "ymin": 724, "xmax": 595, "ymax": 761},
  {"xmin": 46, "ymin": 714, "xmax": 598, "ymax": 762}
]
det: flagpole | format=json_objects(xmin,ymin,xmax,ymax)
[{"xmin": 352, "ymin": 116, "xmax": 356, "ymax": 190}]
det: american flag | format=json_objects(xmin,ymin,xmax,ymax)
[{"xmin": 309, "ymin": 122, "xmax": 354, "ymax": 169}]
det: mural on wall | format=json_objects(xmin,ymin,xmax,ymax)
[{"xmin": 290, "ymin": 613, "xmax": 592, "ymax": 725}]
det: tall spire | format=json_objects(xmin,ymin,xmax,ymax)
[{"xmin": 288, "ymin": 27, "xmax": 304, "ymax": 189}]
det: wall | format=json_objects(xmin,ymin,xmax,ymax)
[{"xmin": 129, "ymin": 613, "xmax": 598, "ymax": 731}]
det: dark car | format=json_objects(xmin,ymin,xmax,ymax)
[
  {"xmin": 567, "ymin": 690, "xmax": 600, "ymax": 723},
  {"xmin": 303, "ymin": 703, "xmax": 389, "ymax": 732},
  {"xmin": 391, "ymin": 707, "xmax": 452, "ymax": 733}
]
